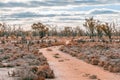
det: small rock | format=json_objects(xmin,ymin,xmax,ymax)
[
  {"xmin": 82, "ymin": 73, "xmax": 90, "ymax": 77},
  {"xmin": 46, "ymin": 48, "xmax": 52, "ymax": 51},
  {"xmin": 58, "ymin": 60, "xmax": 64, "ymax": 62},
  {"xmin": 89, "ymin": 75, "xmax": 97, "ymax": 79},
  {"xmin": 53, "ymin": 55, "xmax": 60, "ymax": 58}
]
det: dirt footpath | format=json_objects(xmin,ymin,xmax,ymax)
[{"xmin": 40, "ymin": 46, "xmax": 120, "ymax": 80}]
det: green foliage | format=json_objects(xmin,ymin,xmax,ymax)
[
  {"xmin": 31, "ymin": 22, "xmax": 49, "ymax": 38},
  {"xmin": 83, "ymin": 17, "xmax": 113, "ymax": 41}
]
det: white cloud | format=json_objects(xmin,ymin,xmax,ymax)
[
  {"xmin": 0, "ymin": 0, "xmax": 120, "ymax": 30},
  {"xmin": 0, "ymin": 0, "xmax": 28, "ymax": 3},
  {"xmin": 86, "ymin": 8, "xmax": 120, "ymax": 15}
]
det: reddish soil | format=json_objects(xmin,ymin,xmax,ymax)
[{"xmin": 40, "ymin": 46, "xmax": 120, "ymax": 80}]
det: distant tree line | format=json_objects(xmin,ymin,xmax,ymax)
[{"xmin": 0, "ymin": 17, "xmax": 120, "ymax": 42}]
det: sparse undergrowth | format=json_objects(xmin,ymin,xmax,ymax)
[
  {"xmin": 0, "ymin": 40, "xmax": 55, "ymax": 80},
  {"xmin": 59, "ymin": 41, "xmax": 120, "ymax": 73}
]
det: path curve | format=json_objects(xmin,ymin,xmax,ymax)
[{"xmin": 40, "ymin": 46, "xmax": 120, "ymax": 80}]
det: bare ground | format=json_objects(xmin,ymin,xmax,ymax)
[
  {"xmin": 0, "ymin": 68, "xmax": 15, "ymax": 80},
  {"xmin": 40, "ymin": 46, "xmax": 120, "ymax": 80}
]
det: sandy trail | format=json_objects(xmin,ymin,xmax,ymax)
[{"xmin": 40, "ymin": 46, "xmax": 120, "ymax": 80}]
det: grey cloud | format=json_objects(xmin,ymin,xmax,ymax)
[
  {"xmin": 89, "ymin": 9, "xmax": 119, "ymax": 15},
  {"xmin": 0, "ymin": 2, "xmax": 28, "ymax": 7},
  {"xmin": 59, "ymin": 17, "xmax": 84, "ymax": 21},
  {"xmin": 0, "ymin": 0, "xmax": 120, "ymax": 8},
  {"xmin": 9, "ymin": 12, "xmax": 40, "ymax": 18},
  {"xmin": 0, "ymin": 0, "xmax": 120, "ymax": 26},
  {"xmin": 6, "ymin": 12, "xmax": 72, "ymax": 18}
]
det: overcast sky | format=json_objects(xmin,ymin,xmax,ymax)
[{"xmin": 0, "ymin": 0, "xmax": 120, "ymax": 30}]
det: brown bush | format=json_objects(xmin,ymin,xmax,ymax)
[
  {"xmin": 37, "ymin": 65, "xmax": 55, "ymax": 78},
  {"xmin": 98, "ymin": 61, "xmax": 105, "ymax": 67},
  {"xmin": 108, "ymin": 65, "xmax": 113, "ymax": 72},
  {"xmin": 84, "ymin": 58, "xmax": 90, "ymax": 63},
  {"xmin": 34, "ymin": 77, "xmax": 45, "ymax": 80},
  {"xmin": 103, "ymin": 64, "xmax": 109, "ymax": 70},
  {"xmin": 112, "ymin": 66, "xmax": 120, "ymax": 72},
  {"xmin": 91, "ymin": 58, "xmax": 99, "ymax": 65}
]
